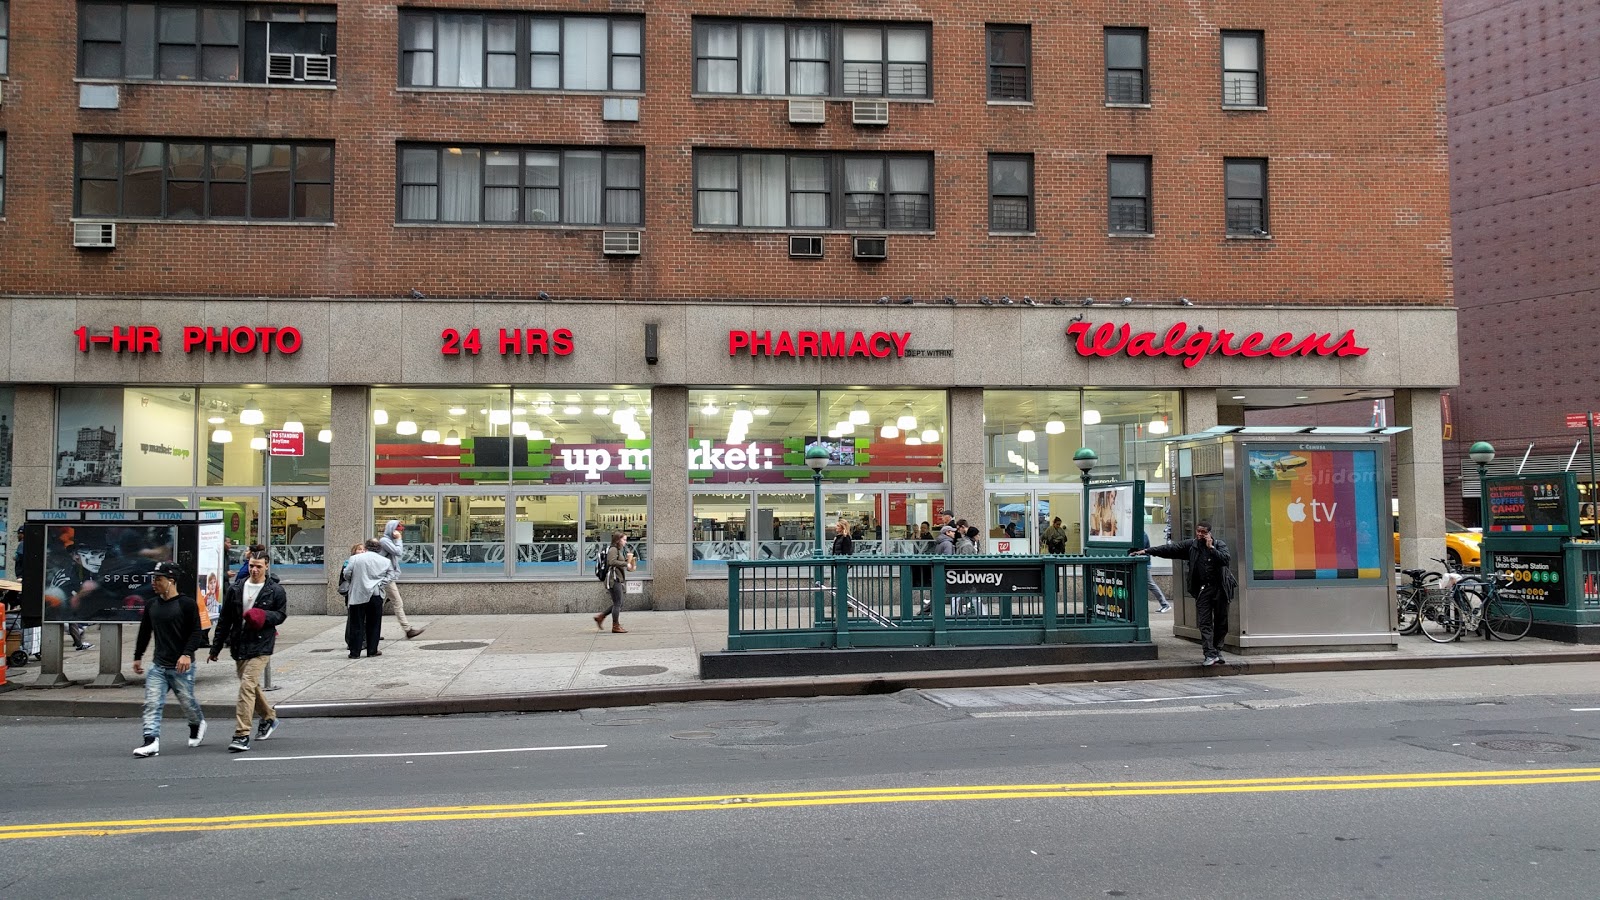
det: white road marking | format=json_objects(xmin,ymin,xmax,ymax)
[
  {"xmin": 1570, "ymin": 708, "xmax": 1600, "ymax": 712},
  {"xmin": 239, "ymin": 744, "xmax": 606, "ymax": 762}
]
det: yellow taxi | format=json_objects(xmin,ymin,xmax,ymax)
[{"xmin": 1392, "ymin": 506, "xmax": 1481, "ymax": 569}]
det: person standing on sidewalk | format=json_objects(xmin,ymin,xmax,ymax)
[
  {"xmin": 378, "ymin": 520, "xmax": 424, "ymax": 639},
  {"xmin": 593, "ymin": 532, "xmax": 634, "ymax": 633},
  {"xmin": 343, "ymin": 539, "xmax": 393, "ymax": 659},
  {"xmin": 1131, "ymin": 521, "xmax": 1235, "ymax": 665},
  {"xmin": 130, "ymin": 561, "xmax": 207, "ymax": 758},
  {"xmin": 208, "ymin": 551, "xmax": 286, "ymax": 753},
  {"xmin": 831, "ymin": 519, "xmax": 855, "ymax": 556}
]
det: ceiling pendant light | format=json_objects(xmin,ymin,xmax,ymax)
[
  {"xmin": 880, "ymin": 421, "xmax": 900, "ymax": 439},
  {"xmin": 1045, "ymin": 414, "xmax": 1066, "ymax": 435},
  {"xmin": 753, "ymin": 403, "xmax": 770, "ymax": 416},
  {"xmin": 1082, "ymin": 408, "xmax": 1101, "ymax": 426},
  {"xmin": 317, "ymin": 429, "xmax": 333, "ymax": 443},
  {"xmin": 920, "ymin": 428, "xmax": 938, "ymax": 443},
  {"xmin": 448, "ymin": 406, "xmax": 467, "ymax": 416},
  {"xmin": 211, "ymin": 428, "xmax": 233, "ymax": 444},
  {"xmin": 207, "ymin": 415, "xmax": 225, "ymax": 425},
  {"xmin": 905, "ymin": 436, "xmax": 923, "ymax": 446},
  {"xmin": 421, "ymin": 428, "xmax": 441, "ymax": 443},
  {"xmin": 1148, "ymin": 416, "xmax": 1170, "ymax": 435},
  {"xmin": 239, "ymin": 399, "xmax": 264, "ymax": 426},
  {"xmin": 849, "ymin": 401, "xmax": 870, "ymax": 425},
  {"xmin": 837, "ymin": 420, "xmax": 855, "ymax": 435},
  {"xmin": 594, "ymin": 395, "xmax": 610, "ymax": 416},
  {"xmin": 249, "ymin": 436, "xmax": 268, "ymax": 451},
  {"xmin": 283, "ymin": 419, "xmax": 304, "ymax": 433},
  {"xmin": 529, "ymin": 429, "xmax": 545, "ymax": 441},
  {"xmin": 396, "ymin": 414, "xmax": 418, "ymax": 436},
  {"xmin": 511, "ymin": 421, "xmax": 529, "ymax": 436},
  {"xmin": 562, "ymin": 404, "xmax": 582, "ymax": 415},
  {"xmin": 1017, "ymin": 423, "xmax": 1036, "ymax": 443},
  {"xmin": 443, "ymin": 429, "xmax": 460, "ymax": 446},
  {"xmin": 896, "ymin": 404, "xmax": 917, "ymax": 430},
  {"xmin": 701, "ymin": 397, "xmax": 720, "ymax": 416},
  {"xmin": 373, "ymin": 408, "xmax": 389, "ymax": 426}
]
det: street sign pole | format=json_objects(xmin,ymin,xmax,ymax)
[{"xmin": 1589, "ymin": 415, "xmax": 1596, "ymax": 522}]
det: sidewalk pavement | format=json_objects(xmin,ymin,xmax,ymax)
[{"xmin": 5, "ymin": 608, "xmax": 1600, "ymax": 719}]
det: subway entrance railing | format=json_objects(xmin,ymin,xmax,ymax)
[{"xmin": 725, "ymin": 555, "xmax": 1152, "ymax": 650}]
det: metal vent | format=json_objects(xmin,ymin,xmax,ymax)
[
  {"xmin": 301, "ymin": 54, "xmax": 334, "ymax": 82},
  {"xmin": 788, "ymin": 99, "xmax": 826, "ymax": 124},
  {"xmin": 73, "ymin": 222, "xmax": 117, "ymax": 249},
  {"xmin": 852, "ymin": 235, "xmax": 887, "ymax": 260},
  {"xmin": 268, "ymin": 52, "xmax": 335, "ymax": 82},
  {"xmin": 603, "ymin": 230, "xmax": 642, "ymax": 255},
  {"xmin": 267, "ymin": 53, "xmax": 296, "ymax": 81},
  {"xmin": 788, "ymin": 235, "xmax": 824, "ymax": 258},
  {"xmin": 852, "ymin": 99, "xmax": 889, "ymax": 126}
]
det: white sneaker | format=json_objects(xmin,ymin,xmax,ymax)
[
  {"xmin": 187, "ymin": 720, "xmax": 208, "ymax": 748},
  {"xmin": 133, "ymin": 737, "xmax": 160, "ymax": 758}
]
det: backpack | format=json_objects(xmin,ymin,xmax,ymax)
[{"xmin": 595, "ymin": 549, "xmax": 608, "ymax": 582}]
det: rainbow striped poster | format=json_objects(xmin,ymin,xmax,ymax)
[{"xmin": 1247, "ymin": 448, "xmax": 1383, "ymax": 581}]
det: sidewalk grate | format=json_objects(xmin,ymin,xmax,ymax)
[
  {"xmin": 1476, "ymin": 739, "xmax": 1578, "ymax": 753},
  {"xmin": 417, "ymin": 641, "xmax": 489, "ymax": 651},
  {"xmin": 600, "ymin": 665, "xmax": 668, "ymax": 676}
]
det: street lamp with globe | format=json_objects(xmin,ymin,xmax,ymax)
[
  {"xmin": 1074, "ymin": 448, "xmax": 1098, "ymax": 551},
  {"xmin": 805, "ymin": 442, "xmax": 832, "ymax": 558},
  {"xmin": 1469, "ymin": 441, "xmax": 1495, "ymax": 529}
]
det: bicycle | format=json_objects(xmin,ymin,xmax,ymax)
[
  {"xmin": 1395, "ymin": 567, "xmax": 1444, "ymax": 635},
  {"xmin": 1418, "ymin": 570, "xmax": 1532, "ymax": 642}
]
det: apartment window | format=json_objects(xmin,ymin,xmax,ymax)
[
  {"xmin": 79, "ymin": 3, "xmax": 336, "ymax": 83},
  {"xmin": 1107, "ymin": 156, "xmax": 1151, "ymax": 234},
  {"xmin": 986, "ymin": 26, "xmax": 1030, "ymax": 100},
  {"xmin": 1222, "ymin": 31, "xmax": 1263, "ymax": 106},
  {"xmin": 1104, "ymin": 28, "xmax": 1148, "ymax": 104},
  {"xmin": 1225, "ymin": 158, "xmax": 1268, "ymax": 235},
  {"xmin": 399, "ymin": 11, "xmax": 641, "ymax": 91},
  {"xmin": 989, "ymin": 155, "xmax": 1032, "ymax": 232},
  {"xmin": 693, "ymin": 19, "xmax": 929, "ymax": 98},
  {"xmin": 75, "ymin": 139, "xmax": 334, "ymax": 221},
  {"xmin": 695, "ymin": 152, "xmax": 932, "ymax": 230},
  {"xmin": 0, "ymin": 2, "xmax": 9, "ymax": 76},
  {"xmin": 398, "ymin": 145, "xmax": 642, "ymax": 226}
]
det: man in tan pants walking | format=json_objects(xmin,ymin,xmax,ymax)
[
  {"xmin": 208, "ymin": 551, "xmax": 287, "ymax": 753},
  {"xmin": 379, "ymin": 519, "xmax": 424, "ymax": 639}
]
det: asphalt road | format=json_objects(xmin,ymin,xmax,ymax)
[{"xmin": 4, "ymin": 664, "xmax": 1600, "ymax": 899}]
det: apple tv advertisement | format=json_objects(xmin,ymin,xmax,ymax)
[{"xmin": 1247, "ymin": 447, "xmax": 1383, "ymax": 581}]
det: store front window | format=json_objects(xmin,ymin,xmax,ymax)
[
  {"xmin": 0, "ymin": 388, "xmax": 14, "ymax": 576},
  {"xmin": 55, "ymin": 386, "xmax": 331, "ymax": 579},
  {"xmin": 370, "ymin": 387, "xmax": 651, "ymax": 578}
]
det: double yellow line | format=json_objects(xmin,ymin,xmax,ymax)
[{"xmin": 4, "ymin": 767, "xmax": 1598, "ymax": 841}]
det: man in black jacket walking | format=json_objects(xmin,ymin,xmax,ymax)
[
  {"xmin": 1132, "ymin": 521, "xmax": 1236, "ymax": 666},
  {"xmin": 208, "ymin": 551, "xmax": 288, "ymax": 753},
  {"xmin": 131, "ymin": 561, "xmax": 208, "ymax": 758}
]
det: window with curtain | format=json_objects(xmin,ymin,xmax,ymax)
[
  {"xmin": 986, "ymin": 25, "xmax": 1030, "ymax": 100},
  {"xmin": 75, "ymin": 138, "xmax": 334, "ymax": 221},
  {"xmin": 988, "ymin": 154, "xmax": 1033, "ymax": 232},
  {"xmin": 399, "ymin": 10, "xmax": 642, "ymax": 91},
  {"xmin": 693, "ymin": 19, "xmax": 928, "ymax": 97},
  {"xmin": 397, "ymin": 144, "xmax": 643, "ymax": 226},
  {"xmin": 80, "ymin": 1, "xmax": 333, "ymax": 83},
  {"xmin": 696, "ymin": 151, "xmax": 931, "ymax": 230}
]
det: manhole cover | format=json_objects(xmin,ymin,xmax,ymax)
[
  {"xmin": 591, "ymin": 717, "xmax": 664, "ymax": 727},
  {"xmin": 1476, "ymin": 739, "xmax": 1579, "ymax": 753},
  {"xmin": 417, "ymin": 641, "xmax": 489, "ymax": 651},
  {"xmin": 599, "ymin": 665, "xmax": 668, "ymax": 676},
  {"xmin": 670, "ymin": 731, "xmax": 717, "ymax": 740},
  {"xmin": 375, "ymin": 682, "xmax": 407, "ymax": 689},
  {"xmin": 310, "ymin": 648, "xmax": 339, "ymax": 653},
  {"xmin": 703, "ymin": 719, "xmax": 779, "ymax": 728}
]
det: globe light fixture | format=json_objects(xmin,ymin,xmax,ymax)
[
  {"xmin": 1045, "ymin": 415, "xmax": 1066, "ymax": 435},
  {"xmin": 896, "ymin": 404, "xmax": 917, "ymax": 430},
  {"xmin": 1082, "ymin": 408, "xmax": 1101, "ymax": 426},
  {"xmin": 880, "ymin": 420, "xmax": 900, "ymax": 439},
  {"xmin": 421, "ymin": 429, "xmax": 440, "ymax": 443},
  {"xmin": 239, "ymin": 399, "xmax": 264, "ymax": 426},
  {"xmin": 211, "ymin": 428, "xmax": 233, "ymax": 444},
  {"xmin": 443, "ymin": 429, "xmax": 460, "ymax": 446},
  {"xmin": 1017, "ymin": 424, "xmax": 1036, "ymax": 443},
  {"xmin": 283, "ymin": 419, "xmax": 304, "ymax": 433},
  {"xmin": 249, "ymin": 436, "xmax": 268, "ymax": 451},
  {"xmin": 850, "ymin": 401, "xmax": 871, "ymax": 425},
  {"xmin": 396, "ymin": 418, "xmax": 418, "ymax": 436},
  {"xmin": 373, "ymin": 409, "xmax": 389, "ymax": 426},
  {"xmin": 318, "ymin": 429, "xmax": 333, "ymax": 443},
  {"xmin": 920, "ymin": 428, "xmax": 939, "ymax": 444}
]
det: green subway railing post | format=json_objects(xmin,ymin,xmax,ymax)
[
  {"xmin": 1043, "ymin": 558, "xmax": 1058, "ymax": 632},
  {"xmin": 833, "ymin": 560, "xmax": 852, "ymax": 649},
  {"xmin": 932, "ymin": 558, "xmax": 949, "ymax": 645},
  {"xmin": 726, "ymin": 563, "xmax": 743, "ymax": 650}
]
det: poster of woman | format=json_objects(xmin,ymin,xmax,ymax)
[{"xmin": 1088, "ymin": 484, "xmax": 1135, "ymax": 541}]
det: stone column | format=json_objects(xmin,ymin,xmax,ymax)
[
  {"xmin": 949, "ymin": 387, "xmax": 986, "ymax": 535},
  {"xmin": 649, "ymin": 385, "xmax": 687, "ymax": 610},
  {"xmin": 10, "ymin": 385, "xmax": 57, "ymax": 519},
  {"xmin": 1183, "ymin": 388, "xmax": 1221, "ymax": 433},
  {"xmin": 324, "ymin": 386, "xmax": 369, "ymax": 615},
  {"xmin": 1394, "ymin": 389, "xmax": 1446, "ymax": 571}
]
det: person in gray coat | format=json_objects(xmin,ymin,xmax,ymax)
[
  {"xmin": 343, "ymin": 539, "xmax": 394, "ymax": 659},
  {"xmin": 378, "ymin": 519, "xmax": 424, "ymax": 639}
]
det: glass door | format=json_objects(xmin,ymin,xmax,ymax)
[{"xmin": 986, "ymin": 492, "xmax": 1033, "ymax": 553}]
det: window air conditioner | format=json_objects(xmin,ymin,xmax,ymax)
[
  {"xmin": 852, "ymin": 99, "xmax": 889, "ymax": 126},
  {"xmin": 73, "ymin": 222, "xmax": 117, "ymax": 249},
  {"xmin": 267, "ymin": 53, "xmax": 296, "ymax": 82},
  {"xmin": 603, "ymin": 230, "xmax": 642, "ymax": 256},
  {"xmin": 789, "ymin": 235, "xmax": 824, "ymax": 258},
  {"xmin": 301, "ymin": 54, "xmax": 335, "ymax": 82},
  {"xmin": 852, "ymin": 235, "xmax": 887, "ymax": 260},
  {"xmin": 788, "ymin": 99, "xmax": 826, "ymax": 125}
]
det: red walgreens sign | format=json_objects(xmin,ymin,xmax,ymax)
[
  {"xmin": 269, "ymin": 430, "xmax": 305, "ymax": 457},
  {"xmin": 1566, "ymin": 414, "xmax": 1600, "ymax": 429}
]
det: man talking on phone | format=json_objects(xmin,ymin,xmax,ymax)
[{"xmin": 1130, "ymin": 520, "xmax": 1236, "ymax": 666}]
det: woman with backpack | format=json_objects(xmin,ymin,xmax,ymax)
[{"xmin": 593, "ymin": 532, "xmax": 635, "ymax": 633}]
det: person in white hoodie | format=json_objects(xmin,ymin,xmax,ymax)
[{"xmin": 377, "ymin": 519, "xmax": 424, "ymax": 639}]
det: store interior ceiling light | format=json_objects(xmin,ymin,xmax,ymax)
[
  {"xmin": 1232, "ymin": 394, "xmax": 1247, "ymax": 400},
  {"xmin": 513, "ymin": 407, "xmax": 526, "ymax": 415},
  {"xmin": 396, "ymin": 418, "xmax": 418, "ymax": 436},
  {"xmin": 827, "ymin": 427, "xmax": 841, "ymax": 438},
  {"xmin": 562, "ymin": 405, "xmax": 582, "ymax": 415},
  {"xmin": 701, "ymin": 398, "xmax": 720, "ymax": 416},
  {"xmin": 373, "ymin": 409, "xmax": 389, "ymax": 426},
  {"xmin": 318, "ymin": 429, "xmax": 333, "ymax": 443},
  {"xmin": 490, "ymin": 409, "xmax": 512, "ymax": 425},
  {"xmin": 421, "ymin": 429, "xmax": 440, "ymax": 443},
  {"xmin": 208, "ymin": 416, "xmax": 225, "ymax": 425},
  {"xmin": 530, "ymin": 429, "xmax": 545, "ymax": 441},
  {"xmin": 535, "ymin": 403, "xmax": 554, "ymax": 416},
  {"xmin": 1148, "ymin": 417, "xmax": 1170, "ymax": 435},
  {"xmin": 1017, "ymin": 424, "xmax": 1036, "ymax": 443},
  {"xmin": 753, "ymin": 404, "xmax": 769, "ymax": 416},
  {"xmin": 283, "ymin": 420, "xmax": 304, "ymax": 433},
  {"xmin": 511, "ymin": 421, "xmax": 529, "ymax": 436},
  {"xmin": 211, "ymin": 428, "xmax": 233, "ymax": 444},
  {"xmin": 838, "ymin": 420, "xmax": 855, "ymax": 435},
  {"xmin": 448, "ymin": 407, "xmax": 467, "ymax": 416},
  {"xmin": 897, "ymin": 404, "xmax": 917, "ymax": 430},
  {"xmin": 880, "ymin": 422, "xmax": 900, "ymax": 439},
  {"xmin": 239, "ymin": 399, "xmax": 264, "ymax": 426},
  {"xmin": 1045, "ymin": 416, "xmax": 1066, "ymax": 435},
  {"xmin": 920, "ymin": 428, "xmax": 938, "ymax": 443},
  {"xmin": 249, "ymin": 436, "xmax": 268, "ymax": 450},
  {"xmin": 905, "ymin": 436, "xmax": 923, "ymax": 446},
  {"xmin": 850, "ymin": 401, "xmax": 871, "ymax": 425},
  {"xmin": 1082, "ymin": 409, "xmax": 1101, "ymax": 425},
  {"xmin": 443, "ymin": 429, "xmax": 460, "ymax": 446}
]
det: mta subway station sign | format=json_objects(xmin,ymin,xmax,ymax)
[{"xmin": 944, "ymin": 564, "xmax": 1043, "ymax": 594}]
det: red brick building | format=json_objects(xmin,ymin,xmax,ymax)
[{"xmin": 0, "ymin": 0, "xmax": 1457, "ymax": 616}]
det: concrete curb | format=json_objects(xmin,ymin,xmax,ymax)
[{"xmin": 6, "ymin": 648, "xmax": 1600, "ymax": 719}]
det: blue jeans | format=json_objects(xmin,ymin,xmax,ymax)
[{"xmin": 141, "ymin": 663, "xmax": 204, "ymax": 738}]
